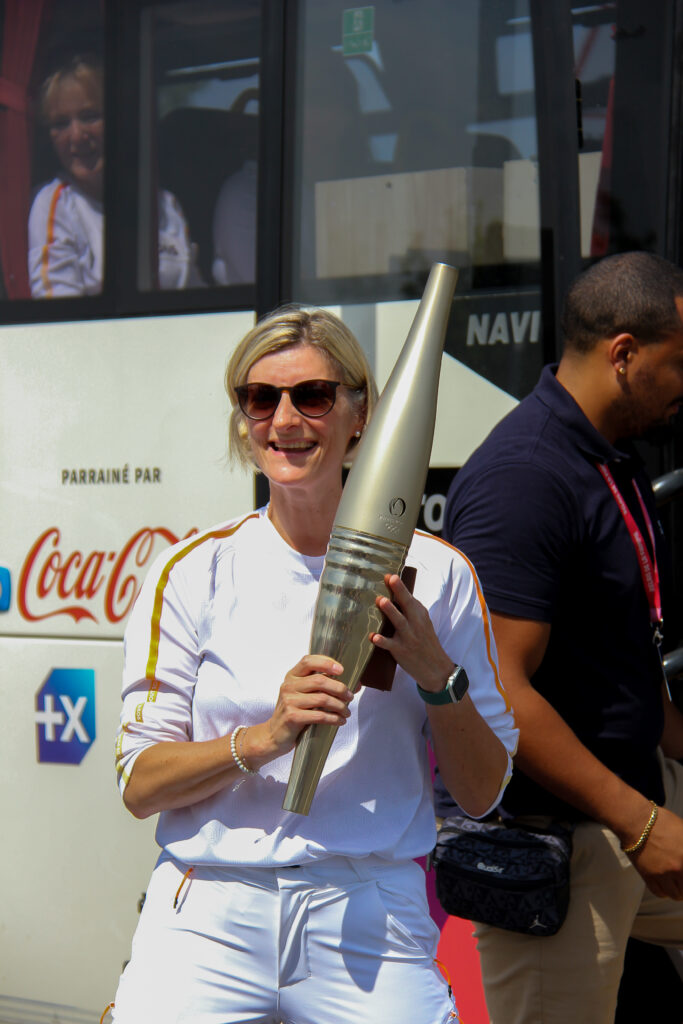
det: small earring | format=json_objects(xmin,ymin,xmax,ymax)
[
  {"xmin": 354, "ymin": 430, "xmax": 362, "ymax": 437},
  {"xmin": 618, "ymin": 366, "xmax": 626, "ymax": 376}
]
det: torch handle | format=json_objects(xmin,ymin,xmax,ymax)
[{"xmin": 282, "ymin": 526, "xmax": 407, "ymax": 814}]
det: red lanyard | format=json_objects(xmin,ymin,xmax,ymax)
[
  {"xmin": 597, "ymin": 463, "xmax": 663, "ymax": 636},
  {"xmin": 598, "ymin": 463, "xmax": 670, "ymax": 698}
]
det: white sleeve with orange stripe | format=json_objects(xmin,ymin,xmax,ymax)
[
  {"xmin": 447, "ymin": 545, "xmax": 518, "ymax": 814},
  {"xmin": 27, "ymin": 179, "xmax": 103, "ymax": 298},
  {"xmin": 411, "ymin": 532, "xmax": 519, "ymax": 815},
  {"xmin": 115, "ymin": 537, "xmax": 203, "ymax": 794}
]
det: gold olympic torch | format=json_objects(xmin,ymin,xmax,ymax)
[{"xmin": 282, "ymin": 262, "xmax": 458, "ymax": 814}]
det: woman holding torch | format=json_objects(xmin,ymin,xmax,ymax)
[{"xmin": 112, "ymin": 304, "xmax": 517, "ymax": 1023}]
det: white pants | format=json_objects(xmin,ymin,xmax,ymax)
[{"xmin": 112, "ymin": 853, "xmax": 457, "ymax": 1024}]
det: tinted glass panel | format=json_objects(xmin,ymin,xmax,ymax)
[
  {"xmin": 137, "ymin": 0, "xmax": 260, "ymax": 293},
  {"xmin": 290, "ymin": 0, "xmax": 540, "ymax": 303},
  {"xmin": 571, "ymin": 5, "xmax": 616, "ymax": 258},
  {"xmin": 580, "ymin": 0, "xmax": 673, "ymax": 258}
]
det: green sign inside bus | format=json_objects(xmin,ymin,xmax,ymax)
[{"xmin": 342, "ymin": 6, "xmax": 374, "ymax": 55}]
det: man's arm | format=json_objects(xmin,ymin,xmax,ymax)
[{"xmin": 493, "ymin": 612, "xmax": 683, "ymax": 900}]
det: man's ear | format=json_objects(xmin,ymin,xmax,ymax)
[{"xmin": 608, "ymin": 332, "xmax": 638, "ymax": 376}]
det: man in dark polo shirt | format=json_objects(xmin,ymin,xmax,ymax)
[{"xmin": 442, "ymin": 251, "xmax": 683, "ymax": 1024}]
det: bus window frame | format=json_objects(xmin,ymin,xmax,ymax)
[
  {"xmin": 0, "ymin": 0, "xmax": 265, "ymax": 326},
  {"xmin": 2, "ymin": 0, "xmax": 682, "ymax": 340},
  {"xmin": 278, "ymin": 0, "xmax": 551, "ymax": 310},
  {"xmin": 114, "ymin": 0, "xmax": 263, "ymax": 316}
]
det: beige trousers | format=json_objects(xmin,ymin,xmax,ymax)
[{"xmin": 475, "ymin": 755, "xmax": 683, "ymax": 1024}]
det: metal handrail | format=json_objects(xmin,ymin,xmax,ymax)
[
  {"xmin": 664, "ymin": 647, "xmax": 683, "ymax": 682},
  {"xmin": 653, "ymin": 467, "xmax": 683, "ymax": 506},
  {"xmin": 654, "ymin": 469, "xmax": 683, "ymax": 688}
]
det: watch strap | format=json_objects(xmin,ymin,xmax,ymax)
[{"xmin": 416, "ymin": 664, "xmax": 469, "ymax": 705}]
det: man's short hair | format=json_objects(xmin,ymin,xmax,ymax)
[{"xmin": 561, "ymin": 251, "xmax": 683, "ymax": 353}]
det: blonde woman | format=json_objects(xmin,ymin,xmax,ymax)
[{"xmin": 112, "ymin": 306, "xmax": 517, "ymax": 1024}]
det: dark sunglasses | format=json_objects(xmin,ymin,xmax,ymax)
[{"xmin": 236, "ymin": 379, "xmax": 356, "ymax": 420}]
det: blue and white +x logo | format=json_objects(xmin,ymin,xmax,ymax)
[{"xmin": 35, "ymin": 669, "xmax": 96, "ymax": 765}]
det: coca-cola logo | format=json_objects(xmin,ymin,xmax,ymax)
[{"xmin": 18, "ymin": 526, "xmax": 196, "ymax": 625}]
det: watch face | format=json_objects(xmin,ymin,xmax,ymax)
[
  {"xmin": 447, "ymin": 666, "xmax": 469, "ymax": 702},
  {"xmin": 417, "ymin": 666, "xmax": 469, "ymax": 704}
]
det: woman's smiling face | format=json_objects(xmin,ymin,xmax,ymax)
[
  {"xmin": 244, "ymin": 343, "xmax": 365, "ymax": 497},
  {"xmin": 46, "ymin": 74, "xmax": 104, "ymax": 200}
]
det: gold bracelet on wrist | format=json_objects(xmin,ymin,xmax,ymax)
[{"xmin": 622, "ymin": 801, "xmax": 658, "ymax": 855}]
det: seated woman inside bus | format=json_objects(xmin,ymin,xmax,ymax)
[{"xmin": 28, "ymin": 54, "xmax": 200, "ymax": 298}]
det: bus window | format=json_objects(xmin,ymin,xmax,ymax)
[
  {"xmin": 571, "ymin": 11, "xmax": 616, "ymax": 258},
  {"xmin": 136, "ymin": 0, "xmax": 260, "ymax": 293},
  {"xmin": 289, "ymin": 0, "xmax": 541, "ymax": 303},
  {"xmin": 23, "ymin": 6, "xmax": 105, "ymax": 300},
  {"xmin": 581, "ymin": 1, "xmax": 672, "ymax": 260},
  {"xmin": 493, "ymin": 7, "xmax": 616, "ymax": 266}
]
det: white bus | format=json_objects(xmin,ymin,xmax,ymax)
[{"xmin": 1, "ymin": 1, "xmax": 681, "ymax": 1020}]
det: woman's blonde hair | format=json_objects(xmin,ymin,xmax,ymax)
[
  {"xmin": 41, "ymin": 55, "xmax": 103, "ymax": 123},
  {"xmin": 225, "ymin": 305, "xmax": 378, "ymax": 470}
]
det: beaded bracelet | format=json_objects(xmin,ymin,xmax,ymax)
[
  {"xmin": 622, "ymin": 802, "xmax": 658, "ymax": 855},
  {"xmin": 230, "ymin": 726, "xmax": 257, "ymax": 775}
]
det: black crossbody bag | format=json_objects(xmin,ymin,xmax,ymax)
[{"xmin": 430, "ymin": 815, "xmax": 574, "ymax": 936}]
